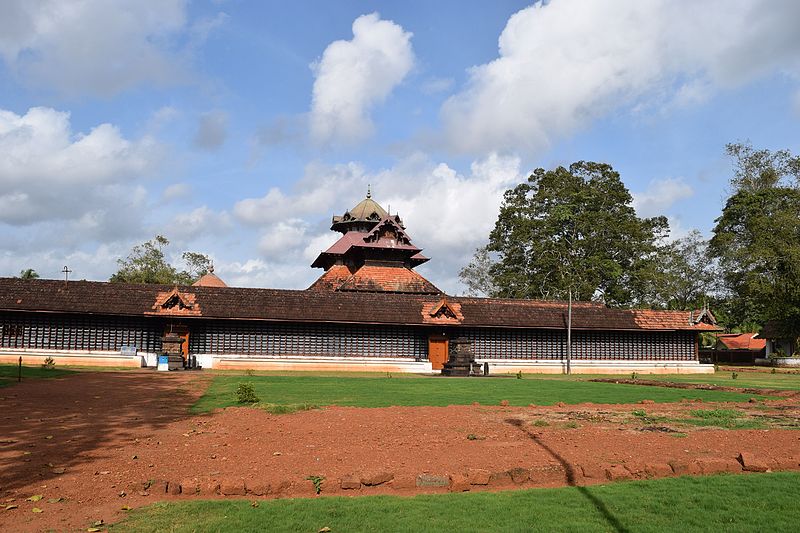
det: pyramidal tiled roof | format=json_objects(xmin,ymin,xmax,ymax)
[{"xmin": 307, "ymin": 264, "xmax": 440, "ymax": 294}]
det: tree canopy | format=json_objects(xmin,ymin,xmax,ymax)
[
  {"xmin": 650, "ymin": 230, "xmax": 717, "ymax": 311},
  {"xmin": 462, "ymin": 161, "xmax": 669, "ymax": 306},
  {"xmin": 725, "ymin": 141, "xmax": 800, "ymax": 193},
  {"xmin": 110, "ymin": 235, "xmax": 212, "ymax": 285},
  {"xmin": 710, "ymin": 166, "xmax": 800, "ymax": 338},
  {"xmin": 18, "ymin": 268, "xmax": 40, "ymax": 280}
]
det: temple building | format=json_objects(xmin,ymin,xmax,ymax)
[
  {"xmin": 0, "ymin": 193, "xmax": 717, "ymax": 374},
  {"xmin": 308, "ymin": 189, "xmax": 439, "ymax": 294}
]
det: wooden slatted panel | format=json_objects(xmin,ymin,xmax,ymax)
[
  {"xmin": 0, "ymin": 312, "xmax": 162, "ymax": 353},
  {"xmin": 190, "ymin": 320, "xmax": 427, "ymax": 359},
  {"xmin": 461, "ymin": 328, "xmax": 696, "ymax": 361}
]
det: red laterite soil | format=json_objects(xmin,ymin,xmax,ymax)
[{"xmin": 1, "ymin": 371, "xmax": 798, "ymax": 532}]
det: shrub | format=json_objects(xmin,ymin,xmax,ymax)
[
  {"xmin": 235, "ymin": 382, "xmax": 260, "ymax": 404},
  {"xmin": 42, "ymin": 356, "xmax": 56, "ymax": 370},
  {"xmin": 260, "ymin": 403, "xmax": 318, "ymax": 415},
  {"xmin": 306, "ymin": 475, "xmax": 325, "ymax": 494}
]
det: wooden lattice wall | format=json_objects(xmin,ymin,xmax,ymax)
[
  {"xmin": 0, "ymin": 312, "xmax": 163, "ymax": 353},
  {"xmin": 189, "ymin": 321, "xmax": 428, "ymax": 359},
  {"xmin": 460, "ymin": 328, "xmax": 696, "ymax": 361},
  {"xmin": 0, "ymin": 311, "xmax": 696, "ymax": 361}
]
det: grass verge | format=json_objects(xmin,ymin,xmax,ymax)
[
  {"xmin": 192, "ymin": 374, "xmax": 763, "ymax": 413},
  {"xmin": 112, "ymin": 472, "xmax": 800, "ymax": 532},
  {"xmin": 645, "ymin": 371, "xmax": 800, "ymax": 391},
  {"xmin": 0, "ymin": 363, "xmax": 75, "ymax": 387},
  {"xmin": 631, "ymin": 407, "xmax": 769, "ymax": 430}
]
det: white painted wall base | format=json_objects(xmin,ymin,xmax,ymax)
[
  {"xmin": 1, "ymin": 348, "xmax": 713, "ymax": 374},
  {"xmin": 480, "ymin": 359, "xmax": 714, "ymax": 375},
  {"xmin": 0, "ymin": 348, "xmax": 145, "ymax": 368},
  {"xmin": 209, "ymin": 355, "xmax": 433, "ymax": 373}
]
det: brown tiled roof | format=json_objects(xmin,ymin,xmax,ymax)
[
  {"xmin": 0, "ymin": 278, "xmax": 717, "ymax": 331},
  {"xmin": 307, "ymin": 264, "xmax": 440, "ymax": 294}
]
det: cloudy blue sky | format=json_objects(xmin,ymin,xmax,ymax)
[{"xmin": 1, "ymin": 0, "xmax": 799, "ymax": 293}]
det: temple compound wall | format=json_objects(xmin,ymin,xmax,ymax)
[{"xmin": 0, "ymin": 193, "xmax": 716, "ymax": 374}]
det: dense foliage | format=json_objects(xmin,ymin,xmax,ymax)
[
  {"xmin": 710, "ymin": 186, "xmax": 800, "ymax": 338},
  {"xmin": 650, "ymin": 231, "xmax": 717, "ymax": 311},
  {"xmin": 462, "ymin": 161, "xmax": 668, "ymax": 306},
  {"xmin": 110, "ymin": 235, "xmax": 212, "ymax": 285},
  {"xmin": 17, "ymin": 268, "xmax": 39, "ymax": 279}
]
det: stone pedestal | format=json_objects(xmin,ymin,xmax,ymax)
[
  {"xmin": 442, "ymin": 338, "xmax": 478, "ymax": 376},
  {"xmin": 161, "ymin": 333, "xmax": 185, "ymax": 371}
]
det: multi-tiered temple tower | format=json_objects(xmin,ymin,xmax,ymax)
[{"xmin": 308, "ymin": 190, "xmax": 441, "ymax": 294}]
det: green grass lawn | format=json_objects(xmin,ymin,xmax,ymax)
[
  {"xmin": 0, "ymin": 363, "xmax": 75, "ymax": 386},
  {"xmin": 645, "ymin": 371, "xmax": 800, "ymax": 391},
  {"xmin": 191, "ymin": 374, "xmax": 762, "ymax": 412},
  {"xmin": 112, "ymin": 472, "xmax": 800, "ymax": 532}
]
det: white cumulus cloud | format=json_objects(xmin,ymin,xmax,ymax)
[
  {"xmin": 230, "ymin": 153, "xmax": 523, "ymax": 293},
  {"xmin": 632, "ymin": 177, "xmax": 694, "ymax": 218},
  {"xmin": 0, "ymin": 106, "xmax": 161, "ymax": 226},
  {"xmin": 310, "ymin": 12, "xmax": 414, "ymax": 144},
  {"xmin": 441, "ymin": 0, "xmax": 800, "ymax": 155},
  {"xmin": 0, "ymin": 0, "xmax": 194, "ymax": 96}
]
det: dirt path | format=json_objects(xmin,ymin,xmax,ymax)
[{"xmin": 1, "ymin": 372, "xmax": 799, "ymax": 532}]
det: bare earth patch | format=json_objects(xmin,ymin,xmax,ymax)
[{"xmin": 1, "ymin": 372, "xmax": 799, "ymax": 532}]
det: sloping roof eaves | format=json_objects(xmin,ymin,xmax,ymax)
[{"xmin": 0, "ymin": 278, "xmax": 715, "ymax": 331}]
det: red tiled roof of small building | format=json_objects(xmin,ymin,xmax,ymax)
[
  {"xmin": 0, "ymin": 277, "xmax": 718, "ymax": 332},
  {"xmin": 192, "ymin": 272, "xmax": 227, "ymax": 288},
  {"xmin": 716, "ymin": 333, "xmax": 766, "ymax": 350}
]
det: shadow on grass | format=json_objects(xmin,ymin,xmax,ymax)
[{"xmin": 505, "ymin": 418, "xmax": 628, "ymax": 533}]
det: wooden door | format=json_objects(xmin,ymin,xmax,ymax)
[{"xmin": 428, "ymin": 338, "xmax": 449, "ymax": 370}]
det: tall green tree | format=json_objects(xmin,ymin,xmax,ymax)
[
  {"xmin": 469, "ymin": 161, "xmax": 668, "ymax": 306},
  {"xmin": 651, "ymin": 230, "xmax": 718, "ymax": 310},
  {"xmin": 110, "ymin": 236, "xmax": 211, "ymax": 285},
  {"xmin": 710, "ymin": 180, "xmax": 800, "ymax": 338},
  {"xmin": 725, "ymin": 141, "xmax": 800, "ymax": 193}
]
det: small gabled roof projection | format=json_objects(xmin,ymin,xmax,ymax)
[{"xmin": 148, "ymin": 287, "xmax": 202, "ymax": 316}]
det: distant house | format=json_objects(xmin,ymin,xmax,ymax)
[
  {"xmin": 715, "ymin": 333, "xmax": 766, "ymax": 353},
  {"xmin": 761, "ymin": 322, "xmax": 797, "ymax": 358},
  {"xmin": 701, "ymin": 332, "xmax": 765, "ymax": 365}
]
